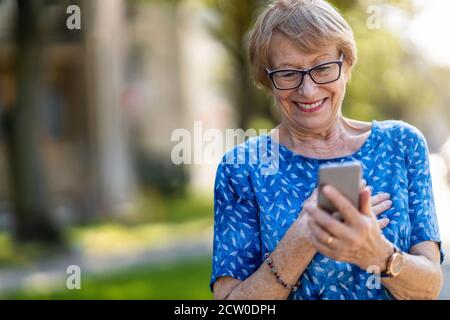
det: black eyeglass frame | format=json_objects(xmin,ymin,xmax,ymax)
[{"xmin": 266, "ymin": 53, "xmax": 344, "ymax": 90}]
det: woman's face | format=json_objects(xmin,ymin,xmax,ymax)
[{"xmin": 268, "ymin": 32, "xmax": 348, "ymax": 134}]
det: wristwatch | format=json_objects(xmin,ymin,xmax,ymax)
[{"xmin": 381, "ymin": 245, "xmax": 405, "ymax": 278}]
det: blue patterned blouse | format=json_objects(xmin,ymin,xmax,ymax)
[{"xmin": 210, "ymin": 120, "xmax": 444, "ymax": 300}]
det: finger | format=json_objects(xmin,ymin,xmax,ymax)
[
  {"xmin": 331, "ymin": 211, "xmax": 342, "ymax": 221},
  {"xmin": 359, "ymin": 179, "xmax": 367, "ymax": 191},
  {"xmin": 377, "ymin": 217, "xmax": 390, "ymax": 229},
  {"xmin": 372, "ymin": 199, "xmax": 392, "ymax": 216},
  {"xmin": 309, "ymin": 188, "xmax": 319, "ymax": 202},
  {"xmin": 359, "ymin": 187, "xmax": 373, "ymax": 217},
  {"xmin": 371, "ymin": 192, "xmax": 390, "ymax": 206},
  {"xmin": 305, "ymin": 202, "xmax": 350, "ymax": 239},
  {"xmin": 321, "ymin": 185, "xmax": 360, "ymax": 224},
  {"xmin": 308, "ymin": 218, "xmax": 339, "ymax": 249},
  {"xmin": 310, "ymin": 231, "xmax": 337, "ymax": 259}
]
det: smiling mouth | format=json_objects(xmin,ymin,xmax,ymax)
[{"xmin": 295, "ymin": 98, "xmax": 327, "ymax": 112}]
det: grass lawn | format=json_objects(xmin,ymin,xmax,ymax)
[
  {"xmin": 0, "ymin": 191, "xmax": 215, "ymax": 299},
  {"xmin": 2, "ymin": 256, "xmax": 214, "ymax": 300}
]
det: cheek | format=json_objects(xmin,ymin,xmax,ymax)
[
  {"xmin": 274, "ymin": 91, "xmax": 292, "ymax": 108},
  {"xmin": 274, "ymin": 90, "xmax": 290, "ymax": 101},
  {"xmin": 330, "ymin": 81, "xmax": 346, "ymax": 106}
]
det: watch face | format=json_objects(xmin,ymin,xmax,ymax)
[{"xmin": 391, "ymin": 253, "xmax": 405, "ymax": 276}]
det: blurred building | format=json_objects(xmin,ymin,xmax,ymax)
[
  {"xmin": 0, "ymin": 0, "xmax": 233, "ymax": 226},
  {"xmin": 0, "ymin": 0, "xmax": 136, "ymax": 224}
]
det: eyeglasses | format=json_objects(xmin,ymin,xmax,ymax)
[{"xmin": 266, "ymin": 53, "xmax": 344, "ymax": 90}]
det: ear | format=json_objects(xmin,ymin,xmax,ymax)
[
  {"xmin": 342, "ymin": 72, "xmax": 348, "ymax": 84},
  {"xmin": 343, "ymin": 63, "xmax": 352, "ymax": 84},
  {"xmin": 345, "ymin": 70, "xmax": 352, "ymax": 84}
]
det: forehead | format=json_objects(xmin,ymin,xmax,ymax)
[{"xmin": 269, "ymin": 32, "xmax": 338, "ymax": 69}]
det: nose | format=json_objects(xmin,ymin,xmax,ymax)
[{"xmin": 297, "ymin": 73, "xmax": 319, "ymax": 96}]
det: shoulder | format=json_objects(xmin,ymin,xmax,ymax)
[
  {"xmin": 374, "ymin": 120, "xmax": 430, "ymax": 167},
  {"xmin": 375, "ymin": 120, "xmax": 427, "ymax": 145},
  {"xmin": 219, "ymin": 134, "xmax": 271, "ymax": 170},
  {"xmin": 215, "ymin": 135, "xmax": 269, "ymax": 197},
  {"xmin": 375, "ymin": 119, "xmax": 422, "ymax": 136}
]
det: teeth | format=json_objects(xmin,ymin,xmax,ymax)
[{"xmin": 298, "ymin": 99, "xmax": 323, "ymax": 109}]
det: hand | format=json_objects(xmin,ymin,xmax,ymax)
[
  {"xmin": 296, "ymin": 180, "xmax": 391, "ymax": 243},
  {"xmin": 305, "ymin": 185, "xmax": 394, "ymax": 271},
  {"xmin": 294, "ymin": 188, "xmax": 319, "ymax": 242},
  {"xmin": 359, "ymin": 179, "xmax": 391, "ymax": 229}
]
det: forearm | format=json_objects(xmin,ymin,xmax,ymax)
[
  {"xmin": 382, "ymin": 253, "xmax": 443, "ymax": 300},
  {"xmin": 226, "ymin": 220, "xmax": 317, "ymax": 300}
]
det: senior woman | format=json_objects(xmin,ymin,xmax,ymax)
[{"xmin": 210, "ymin": 0, "xmax": 444, "ymax": 300}]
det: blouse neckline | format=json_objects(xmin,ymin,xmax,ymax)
[{"xmin": 266, "ymin": 120, "xmax": 378, "ymax": 162}]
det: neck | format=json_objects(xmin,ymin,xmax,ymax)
[{"xmin": 275, "ymin": 115, "xmax": 360, "ymax": 157}]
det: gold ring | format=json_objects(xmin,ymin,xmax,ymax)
[{"xmin": 326, "ymin": 236, "xmax": 334, "ymax": 245}]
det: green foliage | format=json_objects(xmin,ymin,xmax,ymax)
[
  {"xmin": 0, "ymin": 233, "xmax": 68, "ymax": 267},
  {"xmin": 342, "ymin": 1, "xmax": 450, "ymax": 133},
  {"xmin": 119, "ymin": 189, "xmax": 213, "ymax": 225}
]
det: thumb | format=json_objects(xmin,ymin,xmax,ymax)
[{"xmin": 359, "ymin": 187, "xmax": 373, "ymax": 217}]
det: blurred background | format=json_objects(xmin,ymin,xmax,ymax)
[{"xmin": 0, "ymin": 0, "xmax": 449, "ymax": 299}]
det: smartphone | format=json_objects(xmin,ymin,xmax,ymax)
[{"xmin": 317, "ymin": 161, "xmax": 362, "ymax": 217}]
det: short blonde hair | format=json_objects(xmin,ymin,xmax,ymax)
[{"xmin": 248, "ymin": 0, "xmax": 357, "ymax": 89}]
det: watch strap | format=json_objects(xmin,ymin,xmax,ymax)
[{"xmin": 380, "ymin": 245, "xmax": 401, "ymax": 278}]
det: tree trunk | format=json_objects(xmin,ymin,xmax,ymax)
[{"xmin": 8, "ymin": 0, "xmax": 62, "ymax": 243}]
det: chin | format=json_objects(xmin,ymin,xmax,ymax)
[{"xmin": 293, "ymin": 118, "xmax": 330, "ymax": 133}]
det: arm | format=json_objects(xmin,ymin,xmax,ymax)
[
  {"xmin": 306, "ymin": 185, "xmax": 443, "ymax": 300},
  {"xmin": 211, "ymin": 158, "xmax": 317, "ymax": 300},
  {"xmin": 213, "ymin": 211, "xmax": 317, "ymax": 300},
  {"xmin": 382, "ymin": 125, "xmax": 443, "ymax": 299},
  {"xmin": 381, "ymin": 241, "xmax": 443, "ymax": 300}
]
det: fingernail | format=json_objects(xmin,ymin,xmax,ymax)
[
  {"xmin": 386, "ymin": 200, "xmax": 392, "ymax": 206},
  {"xmin": 323, "ymin": 185, "xmax": 332, "ymax": 194},
  {"xmin": 384, "ymin": 193, "xmax": 391, "ymax": 198}
]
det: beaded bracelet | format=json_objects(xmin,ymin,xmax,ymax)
[{"xmin": 264, "ymin": 253, "xmax": 301, "ymax": 292}]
